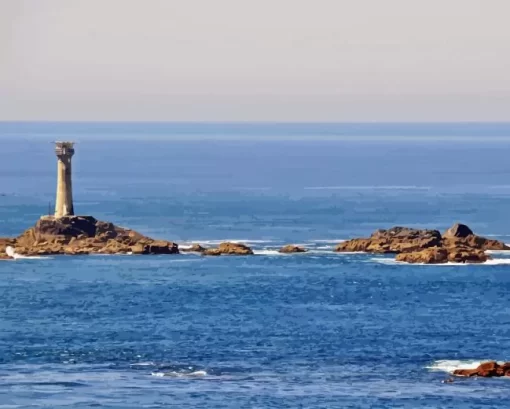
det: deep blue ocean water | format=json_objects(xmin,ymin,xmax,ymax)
[{"xmin": 2, "ymin": 123, "xmax": 510, "ymax": 408}]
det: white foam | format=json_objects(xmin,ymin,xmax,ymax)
[
  {"xmin": 485, "ymin": 258, "xmax": 510, "ymax": 265},
  {"xmin": 309, "ymin": 239, "xmax": 346, "ymax": 243},
  {"xmin": 151, "ymin": 370, "xmax": 207, "ymax": 378},
  {"xmin": 426, "ymin": 360, "xmax": 485, "ymax": 373},
  {"xmin": 190, "ymin": 239, "xmax": 273, "ymax": 246},
  {"xmin": 486, "ymin": 249, "xmax": 510, "ymax": 255},
  {"xmin": 130, "ymin": 361, "xmax": 155, "ymax": 367},
  {"xmin": 371, "ymin": 257, "xmax": 510, "ymax": 266},
  {"xmin": 5, "ymin": 246, "xmax": 49, "ymax": 260},
  {"xmin": 253, "ymin": 250, "xmax": 282, "ymax": 256}
]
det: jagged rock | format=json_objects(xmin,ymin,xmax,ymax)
[
  {"xmin": 11, "ymin": 215, "xmax": 179, "ymax": 256},
  {"xmin": 443, "ymin": 236, "xmax": 509, "ymax": 251},
  {"xmin": 454, "ymin": 361, "xmax": 510, "ymax": 377},
  {"xmin": 443, "ymin": 223, "xmax": 474, "ymax": 238},
  {"xmin": 279, "ymin": 245, "xmax": 308, "ymax": 254},
  {"xmin": 396, "ymin": 247, "xmax": 448, "ymax": 264},
  {"xmin": 203, "ymin": 242, "xmax": 253, "ymax": 256},
  {"xmin": 335, "ymin": 238, "xmax": 373, "ymax": 253},
  {"xmin": 446, "ymin": 247, "xmax": 488, "ymax": 263},
  {"xmin": 180, "ymin": 244, "xmax": 206, "ymax": 253}
]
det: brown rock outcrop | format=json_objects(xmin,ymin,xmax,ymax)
[
  {"xmin": 203, "ymin": 242, "xmax": 253, "ymax": 256},
  {"xmin": 336, "ymin": 227, "xmax": 442, "ymax": 254},
  {"xmin": 279, "ymin": 245, "xmax": 308, "ymax": 254},
  {"xmin": 9, "ymin": 215, "xmax": 179, "ymax": 256},
  {"xmin": 337, "ymin": 223, "xmax": 509, "ymax": 264},
  {"xmin": 453, "ymin": 361, "xmax": 510, "ymax": 377},
  {"xmin": 396, "ymin": 247, "xmax": 448, "ymax": 264}
]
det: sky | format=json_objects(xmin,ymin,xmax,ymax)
[{"xmin": 1, "ymin": 0, "xmax": 510, "ymax": 122}]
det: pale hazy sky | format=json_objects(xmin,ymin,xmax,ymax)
[{"xmin": 1, "ymin": 0, "xmax": 510, "ymax": 121}]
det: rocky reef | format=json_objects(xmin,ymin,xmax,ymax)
[
  {"xmin": 336, "ymin": 223, "xmax": 509, "ymax": 264},
  {"xmin": 278, "ymin": 245, "xmax": 308, "ymax": 254},
  {"xmin": 1, "ymin": 215, "xmax": 178, "ymax": 258},
  {"xmin": 202, "ymin": 242, "xmax": 254, "ymax": 256},
  {"xmin": 453, "ymin": 361, "xmax": 510, "ymax": 378},
  {"xmin": 2, "ymin": 217, "xmax": 508, "ymax": 264}
]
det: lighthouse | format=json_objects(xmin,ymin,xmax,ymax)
[{"xmin": 54, "ymin": 141, "xmax": 75, "ymax": 218}]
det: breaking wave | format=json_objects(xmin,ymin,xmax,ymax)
[
  {"xmin": 5, "ymin": 246, "xmax": 50, "ymax": 260},
  {"xmin": 253, "ymin": 249, "xmax": 282, "ymax": 256},
  {"xmin": 371, "ymin": 257, "xmax": 510, "ymax": 266},
  {"xmin": 427, "ymin": 360, "xmax": 486, "ymax": 373},
  {"xmin": 151, "ymin": 370, "xmax": 208, "ymax": 378},
  {"xmin": 191, "ymin": 239, "xmax": 274, "ymax": 246}
]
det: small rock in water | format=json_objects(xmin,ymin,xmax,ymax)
[
  {"xmin": 278, "ymin": 245, "xmax": 308, "ymax": 254},
  {"xmin": 203, "ymin": 242, "xmax": 253, "ymax": 256}
]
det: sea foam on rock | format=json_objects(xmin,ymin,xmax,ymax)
[{"xmin": 337, "ymin": 223, "xmax": 508, "ymax": 264}]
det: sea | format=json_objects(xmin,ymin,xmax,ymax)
[{"xmin": 1, "ymin": 122, "xmax": 510, "ymax": 408}]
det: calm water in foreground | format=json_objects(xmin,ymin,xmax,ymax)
[{"xmin": 2, "ymin": 124, "xmax": 510, "ymax": 408}]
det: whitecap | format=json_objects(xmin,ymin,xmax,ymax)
[
  {"xmin": 5, "ymin": 246, "xmax": 50, "ymax": 260},
  {"xmin": 253, "ymin": 250, "xmax": 282, "ymax": 256},
  {"xmin": 130, "ymin": 361, "xmax": 155, "ymax": 367},
  {"xmin": 426, "ymin": 360, "xmax": 485, "ymax": 373},
  {"xmin": 484, "ymin": 258, "xmax": 510, "ymax": 265},
  {"xmin": 486, "ymin": 249, "xmax": 510, "ymax": 255},
  {"xmin": 370, "ymin": 257, "xmax": 510, "ymax": 266},
  {"xmin": 151, "ymin": 370, "xmax": 207, "ymax": 378},
  {"xmin": 188, "ymin": 239, "xmax": 273, "ymax": 246},
  {"xmin": 308, "ymin": 239, "xmax": 346, "ymax": 243}
]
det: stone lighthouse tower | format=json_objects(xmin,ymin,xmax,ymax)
[{"xmin": 54, "ymin": 141, "xmax": 75, "ymax": 218}]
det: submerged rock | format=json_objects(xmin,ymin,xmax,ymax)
[
  {"xmin": 11, "ymin": 215, "xmax": 179, "ymax": 256},
  {"xmin": 202, "ymin": 242, "xmax": 253, "ymax": 256},
  {"xmin": 278, "ymin": 245, "xmax": 308, "ymax": 254},
  {"xmin": 453, "ymin": 361, "xmax": 510, "ymax": 377}
]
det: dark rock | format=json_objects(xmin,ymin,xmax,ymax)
[{"xmin": 443, "ymin": 223, "xmax": 474, "ymax": 239}]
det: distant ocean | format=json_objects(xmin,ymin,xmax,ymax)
[{"xmin": 2, "ymin": 122, "xmax": 510, "ymax": 408}]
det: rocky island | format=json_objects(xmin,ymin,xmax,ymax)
[
  {"xmin": 336, "ymin": 223, "xmax": 509, "ymax": 264},
  {"xmin": 0, "ymin": 215, "xmax": 179, "ymax": 257}
]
